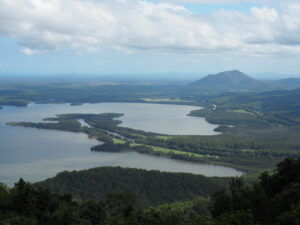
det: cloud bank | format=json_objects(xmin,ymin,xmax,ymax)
[{"xmin": 0, "ymin": 0, "xmax": 299, "ymax": 56}]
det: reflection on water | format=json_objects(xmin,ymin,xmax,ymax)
[{"xmin": 0, "ymin": 103, "xmax": 240, "ymax": 186}]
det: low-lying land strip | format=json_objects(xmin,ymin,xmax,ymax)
[{"xmin": 9, "ymin": 107, "xmax": 300, "ymax": 174}]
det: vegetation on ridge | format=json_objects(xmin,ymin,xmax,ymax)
[
  {"xmin": 0, "ymin": 158, "xmax": 299, "ymax": 225},
  {"xmin": 36, "ymin": 167, "xmax": 230, "ymax": 206}
]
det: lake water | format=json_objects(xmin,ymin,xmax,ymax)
[{"xmin": 0, "ymin": 103, "xmax": 241, "ymax": 185}]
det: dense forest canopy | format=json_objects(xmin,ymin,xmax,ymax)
[
  {"xmin": 36, "ymin": 167, "xmax": 230, "ymax": 206},
  {"xmin": 0, "ymin": 158, "xmax": 299, "ymax": 225}
]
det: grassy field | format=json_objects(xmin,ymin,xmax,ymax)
[
  {"xmin": 155, "ymin": 135, "xmax": 172, "ymax": 140},
  {"xmin": 112, "ymin": 138, "xmax": 127, "ymax": 144},
  {"xmin": 130, "ymin": 143, "xmax": 204, "ymax": 158}
]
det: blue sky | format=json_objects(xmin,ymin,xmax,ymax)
[{"xmin": 0, "ymin": 0, "xmax": 299, "ymax": 78}]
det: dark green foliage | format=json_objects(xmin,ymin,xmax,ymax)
[
  {"xmin": 91, "ymin": 143, "xmax": 130, "ymax": 152},
  {"xmin": 275, "ymin": 204, "xmax": 300, "ymax": 225},
  {"xmin": 36, "ymin": 167, "xmax": 229, "ymax": 206},
  {"xmin": 130, "ymin": 145, "xmax": 153, "ymax": 153},
  {"xmin": 1, "ymin": 158, "xmax": 299, "ymax": 225},
  {"xmin": 215, "ymin": 210, "xmax": 257, "ymax": 225},
  {"xmin": 56, "ymin": 113, "xmax": 124, "ymax": 130},
  {"xmin": 0, "ymin": 179, "xmax": 107, "ymax": 225},
  {"xmin": 1, "ymin": 178, "xmax": 216, "ymax": 225},
  {"xmin": 8, "ymin": 120, "xmax": 82, "ymax": 132},
  {"xmin": 211, "ymin": 158, "xmax": 300, "ymax": 225}
]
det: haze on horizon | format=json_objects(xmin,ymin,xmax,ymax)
[{"xmin": 0, "ymin": 0, "xmax": 300, "ymax": 78}]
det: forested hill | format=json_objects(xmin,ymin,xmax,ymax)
[
  {"xmin": 190, "ymin": 70, "xmax": 266, "ymax": 90},
  {"xmin": 0, "ymin": 158, "xmax": 299, "ymax": 225},
  {"xmin": 36, "ymin": 167, "xmax": 229, "ymax": 206}
]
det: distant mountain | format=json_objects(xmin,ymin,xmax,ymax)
[
  {"xmin": 190, "ymin": 70, "xmax": 266, "ymax": 90},
  {"xmin": 267, "ymin": 77, "xmax": 300, "ymax": 90}
]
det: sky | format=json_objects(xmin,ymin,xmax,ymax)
[{"xmin": 0, "ymin": 0, "xmax": 300, "ymax": 77}]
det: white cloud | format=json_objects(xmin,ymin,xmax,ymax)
[
  {"xmin": 251, "ymin": 7, "xmax": 278, "ymax": 22},
  {"xmin": 0, "ymin": 0, "xmax": 300, "ymax": 56},
  {"xmin": 20, "ymin": 48, "xmax": 40, "ymax": 55}
]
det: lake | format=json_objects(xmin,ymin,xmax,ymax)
[{"xmin": 0, "ymin": 102, "xmax": 242, "ymax": 185}]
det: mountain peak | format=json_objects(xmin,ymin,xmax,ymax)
[
  {"xmin": 208, "ymin": 70, "xmax": 247, "ymax": 77},
  {"xmin": 190, "ymin": 70, "xmax": 266, "ymax": 90},
  {"xmin": 221, "ymin": 69, "xmax": 242, "ymax": 74}
]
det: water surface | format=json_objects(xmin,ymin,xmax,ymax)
[
  {"xmin": 0, "ymin": 103, "xmax": 241, "ymax": 186},
  {"xmin": 2, "ymin": 102, "xmax": 220, "ymax": 135}
]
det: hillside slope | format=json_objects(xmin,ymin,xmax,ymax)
[{"xmin": 36, "ymin": 167, "xmax": 229, "ymax": 206}]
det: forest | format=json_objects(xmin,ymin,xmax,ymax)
[
  {"xmin": 0, "ymin": 158, "xmax": 299, "ymax": 225},
  {"xmin": 36, "ymin": 167, "xmax": 230, "ymax": 206}
]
